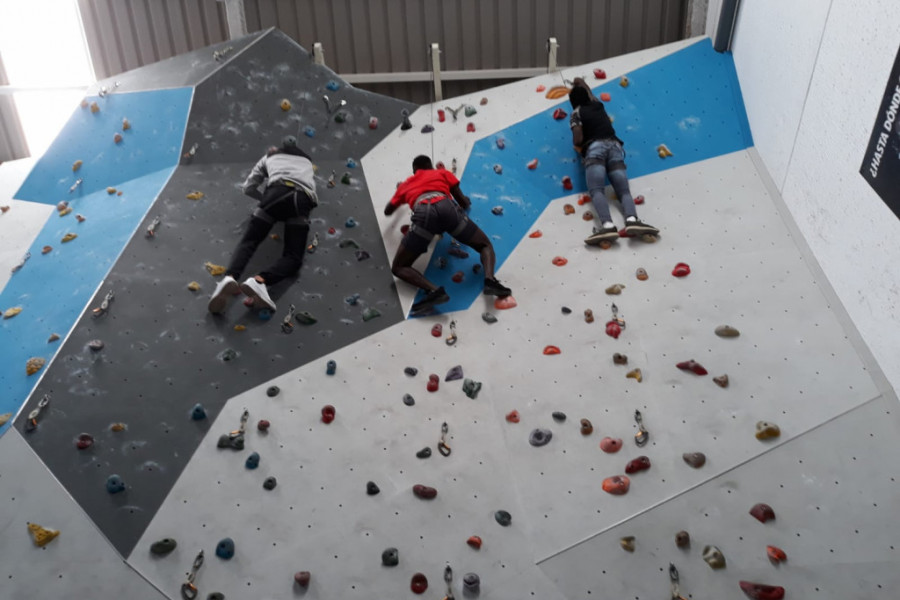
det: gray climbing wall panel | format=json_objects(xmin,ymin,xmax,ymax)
[{"xmin": 15, "ymin": 28, "xmax": 413, "ymax": 557}]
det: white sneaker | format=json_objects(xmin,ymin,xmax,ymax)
[
  {"xmin": 240, "ymin": 277, "xmax": 276, "ymax": 311},
  {"xmin": 208, "ymin": 275, "xmax": 240, "ymax": 314}
]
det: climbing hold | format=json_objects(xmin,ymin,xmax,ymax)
[
  {"xmin": 676, "ymin": 360, "xmax": 708, "ymax": 375},
  {"xmin": 217, "ymin": 348, "xmax": 238, "ymax": 361},
  {"xmin": 294, "ymin": 571, "xmax": 311, "ymax": 588},
  {"xmin": 410, "ymin": 573, "xmax": 428, "ymax": 594},
  {"xmin": 635, "ymin": 267, "xmax": 648, "ymax": 281},
  {"xmin": 536, "ymin": 85, "xmax": 546, "ymax": 92},
  {"xmin": 493, "ymin": 164, "xmax": 503, "ymax": 174},
  {"xmin": 545, "ymin": 85, "xmax": 570, "ymax": 99},
  {"xmin": 87, "ymin": 339, "xmax": 104, "ymax": 352},
  {"xmin": 42, "ymin": 246, "xmax": 53, "ymax": 254},
  {"xmin": 543, "ymin": 345, "xmax": 561, "ymax": 355},
  {"xmin": 671, "ymin": 262, "xmax": 691, "ymax": 277},
  {"xmin": 190, "ymin": 403, "xmax": 207, "ymax": 420},
  {"xmin": 494, "ymin": 510, "xmax": 512, "ymax": 526},
  {"xmin": 527, "ymin": 158, "xmax": 538, "ymax": 169},
  {"xmin": 150, "ymin": 538, "xmax": 177, "ymax": 555},
  {"xmin": 561, "ymin": 306, "xmax": 572, "ymax": 314},
  {"xmin": 280, "ymin": 98, "xmax": 291, "ymax": 111},
  {"xmin": 368, "ymin": 116, "xmax": 378, "ymax": 129},
  {"xmin": 113, "ymin": 132, "xmax": 123, "ymax": 143},
  {"xmin": 436, "ymin": 109, "xmax": 446, "ymax": 122},
  {"xmin": 619, "ymin": 536, "xmax": 636, "ymax": 552},
  {"xmin": 295, "ymin": 311, "xmax": 317, "ymax": 325},
  {"xmin": 619, "ymin": 76, "xmax": 630, "ymax": 88},
  {"xmin": 207, "ymin": 592, "xmax": 224, "ymax": 600},
  {"xmin": 528, "ymin": 230, "xmax": 542, "ymax": 238},
  {"xmin": 482, "ymin": 312, "xmax": 497, "ymax": 324},
  {"xmin": 605, "ymin": 283, "xmax": 625, "ymax": 295},
  {"xmin": 427, "ymin": 374, "xmax": 439, "ymax": 392},
  {"xmin": 303, "ymin": 125, "xmax": 315, "ymax": 137},
  {"xmin": 465, "ymin": 122, "xmax": 476, "ymax": 133},
  {"xmin": 657, "ymin": 144, "xmax": 674, "ymax": 158},
  {"xmin": 463, "ymin": 378, "xmax": 482, "ymax": 399},
  {"xmin": 465, "ymin": 104, "xmax": 478, "ymax": 116},
  {"xmin": 715, "ymin": 325, "xmax": 741, "ymax": 337},
  {"xmin": 529, "ymin": 428, "xmax": 552, "ymax": 446},
  {"xmin": 381, "ymin": 547, "xmax": 399, "ymax": 566},
  {"xmin": 402, "ymin": 393, "xmax": 415, "ymax": 406},
  {"xmin": 367, "ymin": 481, "xmax": 380, "ymax": 496},
  {"xmin": 580, "ymin": 419, "xmax": 593, "ymax": 435},
  {"xmin": 245, "ymin": 452, "xmax": 260, "ymax": 469},
  {"xmin": 61, "ymin": 233, "xmax": 77, "ymax": 243},
  {"xmin": 562, "ymin": 175, "xmax": 573, "ymax": 190},
  {"xmin": 505, "ymin": 410, "xmax": 520, "ymax": 423},
  {"xmin": 0, "ymin": 413, "xmax": 10, "ymax": 426},
  {"xmin": 326, "ymin": 79, "xmax": 340, "ymax": 91},
  {"xmin": 106, "ymin": 474, "xmax": 125, "ymax": 494},
  {"xmin": 26, "ymin": 357, "xmax": 46, "ymax": 375},
  {"xmin": 75, "ymin": 433, "xmax": 94, "ymax": 450},
  {"xmin": 552, "ymin": 411, "xmax": 567, "ymax": 422},
  {"xmin": 496, "ymin": 137, "xmax": 505, "ymax": 149},
  {"xmin": 634, "ymin": 194, "xmax": 645, "ymax": 205},
  {"xmin": 339, "ymin": 172, "xmax": 351, "ymax": 185},
  {"xmin": 605, "ymin": 321, "xmax": 622, "ymax": 339},
  {"xmin": 582, "ymin": 211, "xmax": 594, "ymax": 221},
  {"xmin": 72, "ymin": 159, "xmax": 83, "ymax": 172},
  {"xmin": 416, "ymin": 447, "xmax": 432, "ymax": 459},
  {"xmin": 749, "ymin": 503, "xmax": 776, "ymax": 523},
  {"xmin": 447, "ymin": 244, "xmax": 469, "ymax": 259},
  {"xmin": 404, "ymin": 367, "xmax": 419, "ymax": 377},
  {"xmin": 47, "ymin": 333, "xmax": 60, "ymax": 343},
  {"xmin": 463, "ymin": 572, "xmax": 481, "ymax": 595},
  {"xmin": 563, "ymin": 203, "xmax": 575, "ymax": 214},
  {"xmin": 3, "ymin": 306, "xmax": 21, "ymax": 319},
  {"xmin": 702, "ymin": 545, "xmax": 726, "ymax": 569},
  {"xmin": 421, "ymin": 124, "xmax": 434, "ymax": 133},
  {"xmin": 593, "ymin": 68, "xmax": 607, "ymax": 79},
  {"xmin": 431, "ymin": 324, "xmax": 443, "ymax": 337},
  {"xmin": 28, "ymin": 523, "xmax": 60, "ymax": 547},
  {"xmin": 412, "ymin": 484, "xmax": 437, "ymax": 499},
  {"xmin": 491, "ymin": 206, "xmax": 504, "ymax": 215},
  {"xmin": 362, "ymin": 307, "xmax": 381, "ymax": 321},
  {"xmin": 552, "ymin": 108, "xmax": 567, "ymax": 120},
  {"xmin": 89, "ymin": 101, "xmax": 100, "ymax": 113},
  {"xmin": 321, "ymin": 405, "xmax": 336, "ymax": 424},
  {"xmin": 766, "ymin": 545, "xmax": 787, "ymax": 563},
  {"xmin": 345, "ymin": 216, "xmax": 358, "ymax": 228},
  {"xmin": 185, "ymin": 191, "xmax": 204, "ymax": 200},
  {"xmin": 187, "ymin": 281, "xmax": 201, "ymax": 292},
  {"xmin": 552, "ymin": 257, "xmax": 568, "ymax": 267},
  {"xmin": 122, "ymin": 117, "xmax": 130, "ymax": 130},
  {"xmin": 625, "ymin": 368, "xmax": 642, "ymax": 382},
  {"xmin": 600, "ymin": 438, "xmax": 623, "ymax": 453},
  {"xmin": 682, "ymin": 452, "xmax": 706, "ymax": 468},
  {"xmin": 59, "ymin": 206, "xmax": 72, "ymax": 216},
  {"xmin": 494, "ymin": 295, "xmax": 517, "ymax": 310},
  {"xmin": 739, "ymin": 582, "xmax": 784, "ymax": 600},
  {"xmin": 625, "ymin": 456, "xmax": 651, "ymax": 474},
  {"xmin": 257, "ymin": 419, "xmax": 270, "ymax": 432},
  {"xmin": 266, "ymin": 385, "xmax": 280, "ymax": 398},
  {"xmin": 675, "ymin": 530, "xmax": 690, "ymax": 548},
  {"xmin": 466, "ymin": 536, "xmax": 482, "ymax": 549},
  {"xmin": 451, "ymin": 271, "xmax": 464, "ymax": 283},
  {"xmin": 613, "ymin": 353, "xmax": 628, "ymax": 365},
  {"xmin": 713, "ymin": 375, "xmax": 730, "ymax": 388},
  {"xmin": 215, "ymin": 538, "xmax": 235, "ymax": 560},
  {"xmin": 755, "ymin": 421, "xmax": 780, "ymax": 440},
  {"xmin": 602, "ymin": 475, "xmax": 630, "ymax": 495},
  {"xmin": 109, "ymin": 422, "xmax": 126, "ymax": 432},
  {"xmin": 584, "ymin": 309, "xmax": 594, "ymax": 323},
  {"xmin": 262, "ymin": 476, "xmax": 277, "ymax": 490},
  {"xmin": 204, "ymin": 262, "xmax": 226, "ymax": 276},
  {"xmin": 326, "ymin": 360, "xmax": 337, "ymax": 375}
]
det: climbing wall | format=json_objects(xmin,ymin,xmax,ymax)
[{"xmin": 2, "ymin": 31, "xmax": 899, "ymax": 600}]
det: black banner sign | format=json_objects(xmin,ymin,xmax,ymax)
[{"xmin": 860, "ymin": 43, "xmax": 900, "ymax": 218}]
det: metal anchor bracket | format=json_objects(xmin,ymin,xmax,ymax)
[
  {"xmin": 445, "ymin": 320, "xmax": 458, "ymax": 346},
  {"xmin": 438, "ymin": 422, "xmax": 451, "ymax": 456},
  {"xmin": 23, "ymin": 394, "xmax": 50, "ymax": 433},
  {"xmin": 281, "ymin": 304, "xmax": 296, "ymax": 334},
  {"xmin": 146, "ymin": 216, "xmax": 161, "ymax": 237},
  {"xmin": 669, "ymin": 563, "xmax": 687, "ymax": 600},
  {"xmin": 92, "ymin": 290, "xmax": 115, "ymax": 318},
  {"xmin": 181, "ymin": 550, "xmax": 204, "ymax": 600},
  {"xmin": 634, "ymin": 409, "xmax": 649, "ymax": 446},
  {"xmin": 442, "ymin": 564, "xmax": 455, "ymax": 600},
  {"xmin": 217, "ymin": 409, "xmax": 249, "ymax": 450},
  {"xmin": 611, "ymin": 303, "xmax": 626, "ymax": 329}
]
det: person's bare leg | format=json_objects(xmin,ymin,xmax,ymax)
[
  {"xmin": 459, "ymin": 228, "xmax": 495, "ymax": 279},
  {"xmin": 391, "ymin": 244, "xmax": 437, "ymax": 292}
]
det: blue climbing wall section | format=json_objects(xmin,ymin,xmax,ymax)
[
  {"xmin": 0, "ymin": 88, "xmax": 192, "ymax": 432},
  {"xmin": 420, "ymin": 39, "xmax": 753, "ymax": 314}
]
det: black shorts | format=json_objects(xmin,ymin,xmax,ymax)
[{"xmin": 402, "ymin": 197, "xmax": 478, "ymax": 254}]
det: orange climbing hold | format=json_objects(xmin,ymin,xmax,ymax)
[
  {"xmin": 72, "ymin": 160, "xmax": 83, "ymax": 172},
  {"xmin": 563, "ymin": 204, "xmax": 575, "ymax": 215},
  {"xmin": 528, "ymin": 230, "xmax": 543, "ymax": 238},
  {"xmin": 505, "ymin": 410, "xmax": 520, "ymax": 423},
  {"xmin": 545, "ymin": 85, "xmax": 570, "ymax": 100},
  {"xmin": 602, "ymin": 475, "xmax": 630, "ymax": 495},
  {"xmin": 552, "ymin": 256, "xmax": 568, "ymax": 266},
  {"xmin": 577, "ymin": 194, "xmax": 591, "ymax": 205},
  {"xmin": 543, "ymin": 345, "xmax": 561, "ymax": 355},
  {"xmin": 527, "ymin": 159, "xmax": 538, "ymax": 170},
  {"xmin": 494, "ymin": 295, "xmax": 517, "ymax": 310},
  {"xmin": 766, "ymin": 545, "xmax": 787, "ymax": 563},
  {"xmin": 600, "ymin": 92, "xmax": 611, "ymax": 102}
]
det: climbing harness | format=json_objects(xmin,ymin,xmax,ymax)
[
  {"xmin": 438, "ymin": 422, "xmax": 451, "ymax": 457},
  {"xmin": 610, "ymin": 303, "xmax": 626, "ymax": 329},
  {"xmin": 634, "ymin": 409, "xmax": 649, "ymax": 447},
  {"xmin": 281, "ymin": 304, "xmax": 296, "ymax": 334},
  {"xmin": 445, "ymin": 320, "xmax": 458, "ymax": 346},
  {"xmin": 442, "ymin": 565, "xmax": 455, "ymax": 600},
  {"xmin": 69, "ymin": 178, "xmax": 83, "ymax": 193},
  {"xmin": 669, "ymin": 563, "xmax": 688, "ymax": 600},
  {"xmin": 146, "ymin": 216, "xmax": 161, "ymax": 237},
  {"xmin": 181, "ymin": 550, "xmax": 204, "ymax": 600},
  {"xmin": 23, "ymin": 395, "xmax": 50, "ymax": 433},
  {"xmin": 92, "ymin": 290, "xmax": 114, "ymax": 318},
  {"xmin": 10, "ymin": 251, "xmax": 30, "ymax": 273},
  {"xmin": 218, "ymin": 409, "xmax": 249, "ymax": 450}
]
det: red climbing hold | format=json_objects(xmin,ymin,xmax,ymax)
[
  {"xmin": 427, "ymin": 374, "xmax": 439, "ymax": 392},
  {"xmin": 412, "ymin": 484, "xmax": 437, "ymax": 499},
  {"xmin": 552, "ymin": 108, "xmax": 567, "ymax": 120},
  {"xmin": 552, "ymin": 256, "xmax": 568, "ymax": 266},
  {"xmin": 466, "ymin": 122, "xmax": 475, "ymax": 133},
  {"xmin": 739, "ymin": 581, "xmax": 785, "ymax": 600},
  {"xmin": 467, "ymin": 535, "xmax": 483, "ymax": 549},
  {"xmin": 506, "ymin": 410, "xmax": 520, "ymax": 423},
  {"xmin": 75, "ymin": 434, "xmax": 94, "ymax": 450},
  {"xmin": 593, "ymin": 68, "xmax": 607, "ymax": 79},
  {"xmin": 436, "ymin": 161, "xmax": 445, "ymax": 170},
  {"xmin": 600, "ymin": 437, "xmax": 623, "ymax": 453},
  {"xmin": 494, "ymin": 296, "xmax": 517, "ymax": 310},
  {"xmin": 294, "ymin": 571, "xmax": 311, "ymax": 588},
  {"xmin": 543, "ymin": 345, "xmax": 561, "ymax": 355},
  {"xmin": 257, "ymin": 419, "xmax": 270, "ymax": 432},
  {"xmin": 672, "ymin": 262, "xmax": 691, "ymax": 277},
  {"xmin": 749, "ymin": 503, "xmax": 776, "ymax": 523},
  {"xmin": 527, "ymin": 159, "xmax": 538, "ymax": 170},
  {"xmin": 328, "ymin": 227, "xmax": 336, "ymax": 234},
  {"xmin": 528, "ymin": 230, "xmax": 542, "ymax": 238},
  {"xmin": 577, "ymin": 194, "xmax": 591, "ymax": 205},
  {"xmin": 676, "ymin": 360, "xmax": 708, "ymax": 376},
  {"xmin": 536, "ymin": 85, "xmax": 546, "ymax": 92},
  {"xmin": 438, "ymin": 109, "xmax": 445, "ymax": 122},
  {"xmin": 634, "ymin": 195, "xmax": 645, "ymax": 205},
  {"xmin": 605, "ymin": 321, "xmax": 621, "ymax": 339},
  {"xmin": 562, "ymin": 176, "xmax": 573, "ymax": 190},
  {"xmin": 602, "ymin": 475, "xmax": 630, "ymax": 495},
  {"xmin": 625, "ymin": 456, "xmax": 651, "ymax": 474},
  {"xmin": 321, "ymin": 405, "xmax": 335, "ymax": 424},
  {"xmin": 411, "ymin": 572, "xmax": 429, "ymax": 594},
  {"xmin": 451, "ymin": 271, "xmax": 464, "ymax": 283},
  {"xmin": 431, "ymin": 324, "xmax": 442, "ymax": 337},
  {"xmin": 766, "ymin": 545, "xmax": 787, "ymax": 563}
]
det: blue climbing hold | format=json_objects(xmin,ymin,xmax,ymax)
[
  {"xmin": 245, "ymin": 452, "xmax": 260, "ymax": 469},
  {"xmin": 326, "ymin": 360, "xmax": 337, "ymax": 376},
  {"xmin": 345, "ymin": 293, "xmax": 360, "ymax": 305},
  {"xmin": 326, "ymin": 80, "xmax": 340, "ymax": 91},
  {"xmin": 215, "ymin": 537, "xmax": 235, "ymax": 560},
  {"xmin": 106, "ymin": 474, "xmax": 125, "ymax": 494},
  {"xmin": 346, "ymin": 158, "xmax": 357, "ymax": 168},
  {"xmin": 421, "ymin": 124, "xmax": 434, "ymax": 133},
  {"xmin": 191, "ymin": 403, "xmax": 207, "ymax": 420},
  {"xmin": 345, "ymin": 217, "xmax": 357, "ymax": 228},
  {"xmin": 258, "ymin": 309, "xmax": 273, "ymax": 321},
  {"xmin": 303, "ymin": 126, "xmax": 316, "ymax": 138}
]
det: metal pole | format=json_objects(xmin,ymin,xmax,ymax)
[
  {"xmin": 313, "ymin": 43, "xmax": 325, "ymax": 66},
  {"xmin": 430, "ymin": 43, "xmax": 443, "ymax": 102},
  {"xmin": 547, "ymin": 37, "xmax": 559, "ymax": 73},
  {"xmin": 713, "ymin": 0, "xmax": 741, "ymax": 52}
]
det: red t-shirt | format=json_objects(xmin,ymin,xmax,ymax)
[{"xmin": 388, "ymin": 168, "xmax": 460, "ymax": 209}]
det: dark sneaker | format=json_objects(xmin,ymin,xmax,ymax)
[
  {"xmin": 584, "ymin": 224, "xmax": 619, "ymax": 245},
  {"xmin": 411, "ymin": 286, "xmax": 450, "ymax": 314},
  {"xmin": 623, "ymin": 219, "xmax": 659, "ymax": 236},
  {"xmin": 208, "ymin": 275, "xmax": 240, "ymax": 314},
  {"xmin": 483, "ymin": 277, "xmax": 511, "ymax": 297}
]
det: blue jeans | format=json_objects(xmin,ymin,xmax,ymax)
[{"xmin": 583, "ymin": 139, "xmax": 636, "ymax": 223}]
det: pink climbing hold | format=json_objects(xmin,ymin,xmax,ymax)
[
  {"xmin": 600, "ymin": 437, "xmax": 623, "ymax": 453},
  {"xmin": 466, "ymin": 122, "xmax": 475, "ymax": 133},
  {"xmin": 438, "ymin": 109, "xmax": 445, "ymax": 122},
  {"xmin": 536, "ymin": 85, "xmax": 546, "ymax": 92},
  {"xmin": 605, "ymin": 320, "xmax": 621, "ymax": 339},
  {"xmin": 527, "ymin": 159, "xmax": 538, "ymax": 170},
  {"xmin": 543, "ymin": 345, "xmax": 561, "ymax": 355},
  {"xmin": 624, "ymin": 456, "xmax": 651, "ymax": 474},
  {"xmin": 431, "ymin": 324, "xmax": 442, "ymax": 337},
  {"xmin": 401, "ymin": 224, "xmax": 410, "ymax": 235},
  {"xmin": 593, "ymin": 68, "xmax": 607, "ymax": 79},
  {"xmin": 672, "ymin": 262, "xmax": 691, "ymax": 277},
  {"xmin": 257, "ymin": 419, "xmax": 270, "ymax": 432},
  {"xmin": 494, "ymin": 296, "xmax": 517, "ymax": 310},
  {"xmin": 562, "ymin": 176, "xmax": 573, "ymax": 190},
  {"xmin": 738, "ymin": 581, "xmax": 785, "ymax": 600},
  {"xmin": 427, "ymin": 374, "xmax": 439, "ymax": 392},
  {"xmin": 75, "ymin": 434, "xmax": 94, "ymax": 450},
  {"xmin": 676, "ymin": 360, "xmax": 708, "ymax": 376},
  {"xmin": 749, "ymin": 503, "xmax": 776, "ymax": 523},
  {"xmin": 552, "ymin": 108, "xmax": 567, "ymax": 120},
  {"xmin": 602, "ymin": 475, "xmax": 630, "ymax": 495},
  {"xmin": 321, "ymin": 405, "xmax": 335, "ymax": 424}
]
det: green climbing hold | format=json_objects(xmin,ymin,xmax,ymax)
[
  {"xmin": 341, "ymin": 172, "xmax": 351, "ymax": 185},
  {"xmin": 339, "ymin": 239, "xmax": 360, "ymax": 249},
  {"xmin": 462, "ymin": 378, "xmax": 482, "ymax": 399},
  {"xmin": 465, "ymin": 105, "xmax": 477, "ymax": 117},
  {"xmin": 494, "ymin": 510, "xmax": 512, "ymax": 527},
  {"xmin": 295, "ymin": 311, "xmax": 317, "ymax": 325},
  {"xmin": 150, "ymin": 538, "xmax": 177, "ymax": 555},
  {"xmin": 362, "ymin": 307, "xmax": 381, "ymax": 321}
]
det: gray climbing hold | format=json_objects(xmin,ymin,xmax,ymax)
[
  {"xmin": 295, "ymin": 311, "xmax": 317, "ymax": 325},
  {"xmin": 416, "ymin": 447, "xmax": 432, "ymax": 459},
  {"xmin": 494, "ymin": 510, "xmax": 512, "ymax": 527},
  {"xmin": 263, "ymin": 476, "xmax": 277, "ymax": 490},
  {"xmin": 463, "ymin": 572, "xmax": 480, "ymax": 595},
  {"xmin": 245, "ymin": 452, "xmax": 260, "ymax": 469},
  {"xmin": 445, "ymin": 365, "xmax": 464, "ymax": 381},
  {"xmin": 529, "ymin": 428, "xmax": 552, "ymax": 447},
  {"xmin": 217, "ymin": 433, "xmax": 244, "ymax": 450},
  {"xmin": 339, "ymin": 239, "xmax": 360, "ymax": 249},
  {"xmin": 106, "ymin": 474, "xmax": 125, "ymax": 494},
  {"xmin": 266, "ymin": 386, "xmax": 280, "ymax": 397},
  {"xmin": 382, "ymin": 547, "xmax": 399, "ymax": 566},
  {"xmin": 345, "ymin": 293, "xmax": 360, "ymax": 305},
  {"xmin": 403, "ymin": 393, "xmax": 415, "ymax": 406},
  {"xmin": 552, "ymin": 411, "xmax": 567, "ymax": 422},
  {"xmin": 215, "ymin": 537, "xmax": 235, "ymax": 560},
  {"xmin": 362, "ymin": 307, "xmax": 381, "ymax": 321},
  {"xmin": 150, "ymin": 538, "xmax": 177, "ymax": 555},
  {"xmin": 682, "ymin": 452, "xmax": 706, "ymax": 468},
  {"xmin": 217, "ymin": 348, "xmax": 238, "ymax": 362},
  {"xmin": 206, "ymin": 593, "xmax": 224, "ymax": 600},
  {"xmin": 482, "ymin": 312, "xmax": 497, "ymax": 324},
  {"xmin": 404, "ymin": 367, "xmax": 418, "ymax": 376},
  {"xmin": 462, "ymin": 378, "xmax": 482, "ymax": 399},
  {"xmin": 367, "ymin": 481, "xmax": 380, "ymax": 495},
  {"xmin": 190, "ymin": 403, "xmax": 207, "ymax": 420},
  {"xmin": 491, "ymin": 206, "xmax": 503, "ymax": 215},
  {"xmin": 87, "ymin": 339, "xmax": 104, "ymax": 352}
]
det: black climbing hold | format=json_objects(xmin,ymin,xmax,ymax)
[
  {"xmin": 482, "ymin": 312, "xmax": 497, "ymax": 324},
  {"xmin": 215, "ymin": 537, "xmax": 235, "ymax": 560},
  {"xmin": 266, "ymin": 386, "xmax": 280, "ymax": 397},
  {"xmin": 529, "ymin": 428, "xmax": 552, "ymax": 447},
  {"xmin": 403, "ymin": 394, "xmax": 415, "ymax": 406},
  {"xmin": 462, "ymin": 378, "xmax": 482, "ymax": 399},
  {"xmin": 404, "ymin": 367, "xmax": 418, "ymax": 376},
  {"xmin": 263, "ymin": 476, "xmax": 277, "ymax": 490},
  {"xmin": 400, "ymin": 109, "xmax": 412, "ymax": 130},
  {"xmin": 326, "ymin": 360, "xmax": 337, "ymax": 375},
  {"xmin": 217, "ymin": 433, "xmax": 244, "ymax": 450},
  {"xmin": 561, "ymin": 306, "xmax": 572, "ymax": 314},
  {"xmin": 206, "ymin": 593, "xmax": 224, "ymax": 600},
  {"xmin": 150, "ymin": 538, "xmax": 177, "ymax": 555},
  {"xmin": 366, "ymin": 481, "xmax": 380, "ymax": 495},
  {"xmin": 191, "ymin": 403, "xmax": 207, "ymax": 420},
  {"xmin": 106, "ymin": 474, "xmax": 125, "ymax": 493},
  {"xmin": 355, "ymin": 250, "xmax": 370, "ymax": 261},
  {"xmin": 472, "ymin": 264, "xmax": 482, "ymax": 274},
  {"xmin": 382, "ymin": 547, "xmax": 399, "ymax": 566},
  {"xmin": 552, "ymin": 411, "xmax": 567, "ymax": 422},
  {"xmin": 217, "ymin": 348, "xmax": 237, "ymax": 361},
  {"xmin": 245, "ymin": 452, "xmax": 260, "ymax": 469},
  {"xmin": 463, "ymin": 572, "xmax": 481, "ymax": 595},
  {"xmin": 338, "ymin": 239, "xmax": 360, "ymax": 249},
  {"xmin": 416, "ymin": 447, "xmax": 432, "ymax": 459},
  {"xmin": 494, "ymin": 510, "xmax": 512, "ymax": 527},
  {"xmin": 445, "ymin": 365, "xmax": 464, "ymax": 381}
]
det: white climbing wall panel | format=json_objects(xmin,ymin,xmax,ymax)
[{"xmin": 0, "ymin": 159, "xmax": 51, "ymax": 292}]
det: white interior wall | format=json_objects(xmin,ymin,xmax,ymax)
[{"xmin": 731, "ymin": 0, "xmax": 900, "ymax": 395}]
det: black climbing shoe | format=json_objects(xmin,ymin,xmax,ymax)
[
  {"xmin": 483, "ymin": 277, "xmax": 511, "ymax": 297},
  {"xmin": 623, "ymin": 219, "xmax": 659, "ymax": 236},
  {"xmin": 411, "ymin": 286, "xmax": 450, "ymax": 314},
  {"xmin": 584, "ymin": 224, "xmax": 619, "ymax": 245}
]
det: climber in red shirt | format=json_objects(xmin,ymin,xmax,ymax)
[{"xmin": 385, "ymin": 155, "xmax": 511, "ymax": 314}]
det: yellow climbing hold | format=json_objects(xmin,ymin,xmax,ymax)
[
  {"xmin": 657, "ymin": 144, "xmax": 673, "ymax": 158},
  {"xmin": 626, "ymin": 368, "xmax": 643, "ymax": 383},
  {"xmin": 280, "ymin": 98, "xmax": 292, "ymax": 111},
  {"xmin": 122, "ymin": 118, "xmax": 131, "ymax": 130},
  {"xmin": 26, "ymin": 357, "xmax": 46, "ymax": 376},
  {"xmin": 59, "ymin": 207, "xmax": 72, "ymax": 217},
  {"xmin": 72, "ymin": 160, "xmax": 83, "ymax": 172},
  {"xmin": 234, "ymin": 325, "xmax": 246, "ymax": 332},
  {"xmin": 187, "ymin": 281, "xmax": 201, "ymax": 292},
  {"xmin": 90, "ymin": 102, "xmax": 100, "ymax": 113},
  {"xmin": 0, "ymin": 413, "xmax": 11, "ymax": 427},
  {"xmin": 110, "ymin": 422, "xmax": 127, "ymax": 432},
  {"xmin": 619, "ymin": 75, "xmax": 630, "ymax": 88},
  {"xmin": 204, "ymin": 262, "xmax": 226, "ymax": 276},
  {"xmin": 605, "ymin": 284, "xmax": 625, "ymax": 295},
  {"xmin": 186, "ymin": 191, "xmax": 205, "ymax": 200},
  {"xmin": 48, "ymin": 333, "xmax": 60, "ymax": 343},
  {"xmin": 107, "ymin": 187, "xmax": 117, "ymax": 194},
  {"xmin": 28, "ymin": 522, "xmax": 60, "ymax": 547},
  {"xmin": 61, "ymin": 233, "xmax": 77, "ymax": 243},
  {"xmin": 3, "ymin": 306, "xmax": 22, "ymax": 319}
]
